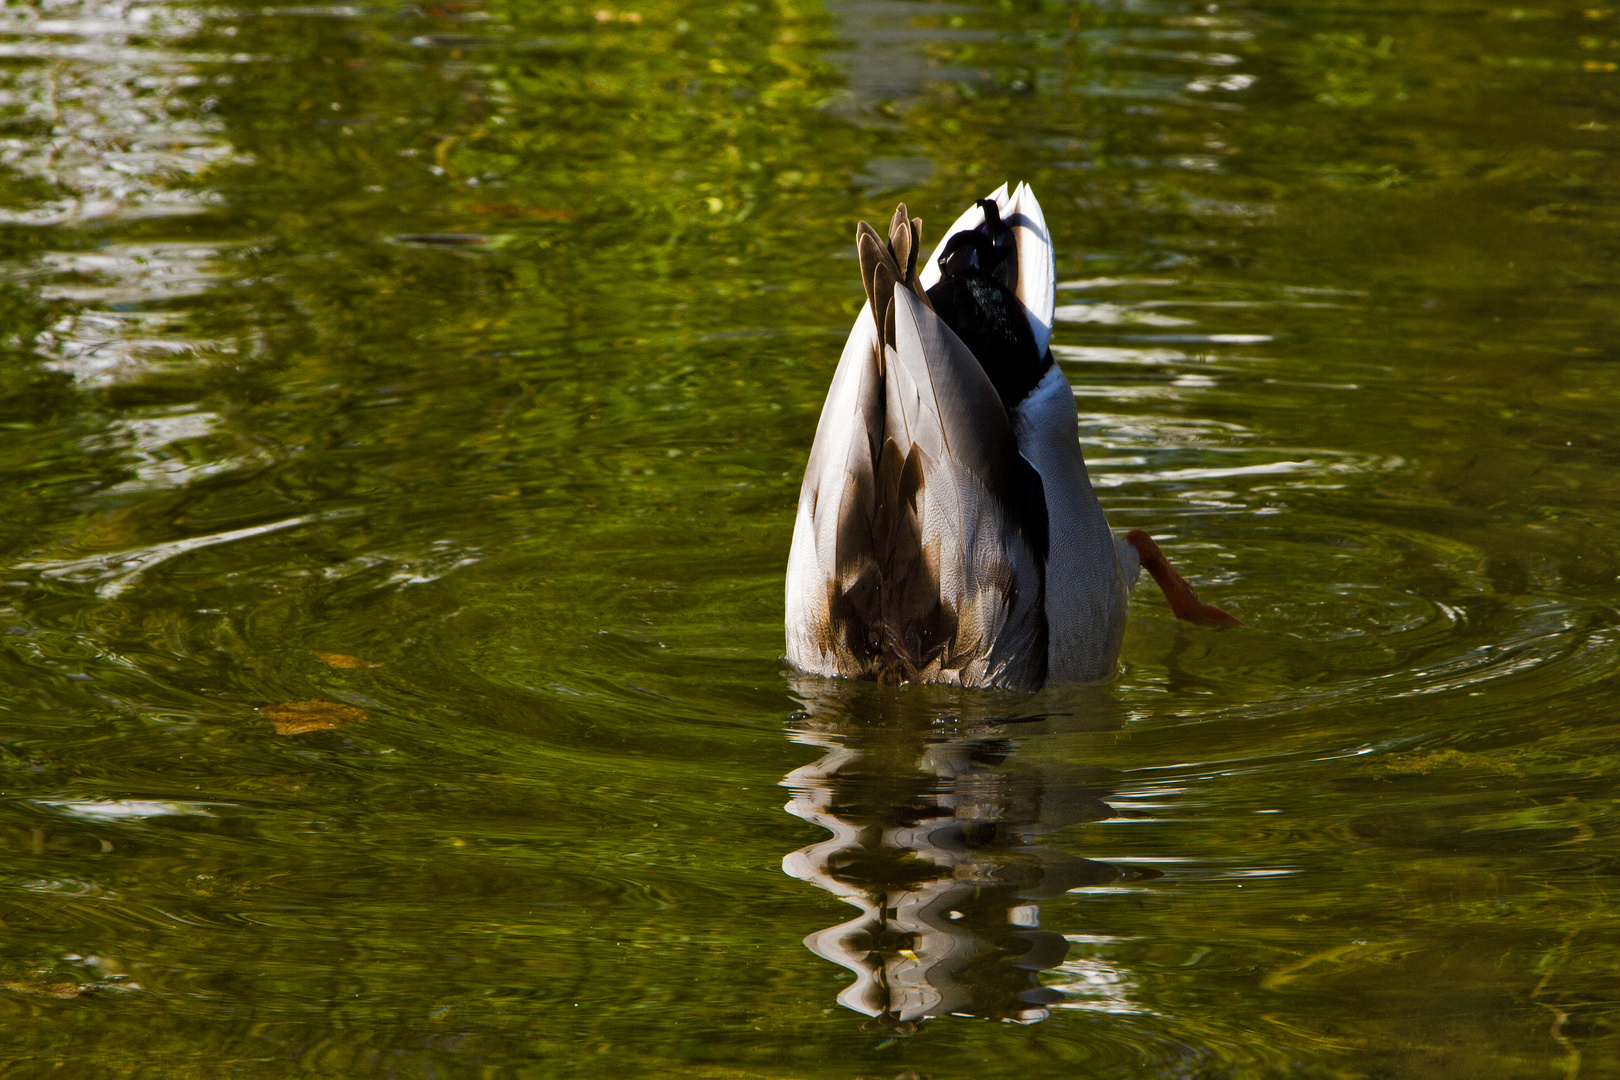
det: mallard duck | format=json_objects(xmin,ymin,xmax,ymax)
[{"xmin": 785, "ymin": 183, "xmax": 1240, "ymax": 691}]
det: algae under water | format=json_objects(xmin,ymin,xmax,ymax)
[{"xmin": 0, "ymin": 0, "xmax": 1617, "ymax": 1076}]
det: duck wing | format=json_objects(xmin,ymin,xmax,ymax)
[
  {"xmin": 785, "ymin": 286, "xmax": 1048, "ymax": 690},
  {"xmin": 872, "ymin": 286, "xmax": 1048, "ymax": 689},
  {"xmin": 785, "ymin": 302, "xmax": 885, "ymax": 678}
]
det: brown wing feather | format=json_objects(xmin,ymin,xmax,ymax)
[{"xmin": 788, "ymin": 207, "xmax": 1047, "ymax": 690}]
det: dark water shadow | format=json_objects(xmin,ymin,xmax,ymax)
[{"xmin": 780, "ymin": 677, "xmax": 1155, "ymax": 1031}]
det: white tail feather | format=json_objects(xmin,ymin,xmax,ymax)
[
  {"xmin": 916, "ymin": 182, "xmax": 1055, "ymax": 353},
  {"xmin": 917, "ymin": 182, "xmax": 1008, "ymax": 291},
  {"xmin": 1006, "ymin": 182, "xmax": 1056, "ymax": 356}
]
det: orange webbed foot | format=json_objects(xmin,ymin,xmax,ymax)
[{"xmin": 1124, "ymin": 529, "xmax": 1245, "ymax": 629}]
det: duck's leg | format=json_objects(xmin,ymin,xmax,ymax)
[{"xmin": 1122, "ymin": 530, "xmax": 1244, "ymax": 628}]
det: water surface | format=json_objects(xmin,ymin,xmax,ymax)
[{"xmin": 0, "ymin": 0, "xmax": 1617, "ymax": 1075}]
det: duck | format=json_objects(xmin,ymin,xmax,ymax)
[{"xmin": 785, "ymin": 183, "xmax": 1241, "ymax": 691}]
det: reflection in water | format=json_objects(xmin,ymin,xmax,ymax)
[
  {"xmin": 782, "ymin": 680, "xmax": 1151, "ymax": 1031},
  {"xmin": 823, "ymin": 0, "xmax": 989, "ymax": 124},
  {"xmin": 1, "ymin": 0, "xmax": 243, "ymax": 392},
  {"xmin": 0, "ymin": 0, "xmax": 233, "ymax": 228}
]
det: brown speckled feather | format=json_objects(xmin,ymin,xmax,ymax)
[{"xmin": 785, "ymin": 232, "xmax": 1047, "ymax": 690}]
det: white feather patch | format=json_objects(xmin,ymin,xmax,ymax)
[
  {"xmin": 917, "ymin": 183, "xmax": 1055, "ymax": 354},
  {"xmin": 917, "ymin": 182, "xmax": 1009, "ymax": 291},
  {"xmin": 1006, "ymin": 182, "xmax": 1056, "ymax": 356}
]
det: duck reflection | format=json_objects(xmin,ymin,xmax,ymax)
[{"xmin": 781, "ymin": 679, "xmax": 1148, "ymax": 1031}]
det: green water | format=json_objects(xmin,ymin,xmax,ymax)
[{"xmin": 0, "ymin": 0, "xmax": 1617, "ymax": 1074}]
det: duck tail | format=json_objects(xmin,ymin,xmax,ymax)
[{"xmin": 856, "ymin": 204, "xmax": 933, "ymax": 355}]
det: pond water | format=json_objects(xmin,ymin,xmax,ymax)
[{"xmin": 1, "ymin": 0, "xmax": 1618, "ymax": 1075}]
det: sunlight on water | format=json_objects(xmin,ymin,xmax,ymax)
[
  {"xmin": 0, "ymin": 0, "xmax": 1616, "ymax": 1075},
  {"xmin": 0, "ymin": 0, "xmax": 236, "ymax": 224}
]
